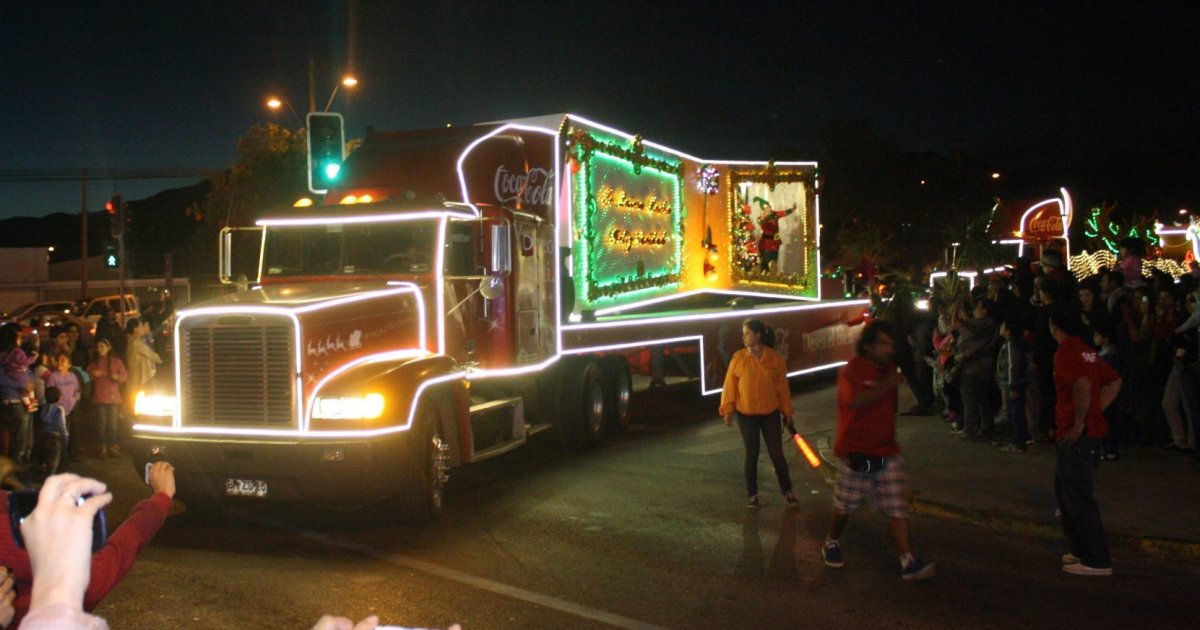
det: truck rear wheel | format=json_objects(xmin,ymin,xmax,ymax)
[
  {"xmin": 556, "ymin": 357, "xmax": 606, "ymax": 450},
  {"xmin": 394, "ymin": 405, "xmax": 450, "ymax": 524},
  {"xmin": 600, "ymin": 355, "xmax": 633, "ymax": 435}
]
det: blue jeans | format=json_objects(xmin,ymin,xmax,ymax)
[
  {"xmin": 1054, "ymin": 437, "xmax": 1111, "ymax": 568},
  {"xmin": 736, "ymin": 412, "xmax": 792, "ymax": 496}
]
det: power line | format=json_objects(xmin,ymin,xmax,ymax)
[{"xmin": 0, "ymin": 168, "xmax": 223, "ymax": 183}]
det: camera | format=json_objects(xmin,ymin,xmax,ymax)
[{"xmin": 7, "ymin": 489, "xmax": 108, "ymax": 553}]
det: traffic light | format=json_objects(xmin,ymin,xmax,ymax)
[
  {"xmin": 103, "ymin": 244, "xmax": 119, "ymax": 269},
  {"xmin": 307, "ymin": 112, "xmax": 345, "ymax": 194},
  {"xmin": 107, "ymin": 193, "xmax": 124, "ymax": 238}
]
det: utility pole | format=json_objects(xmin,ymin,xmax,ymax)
[
  {"xmin": 307, "ymin": 57, "xmax": 318, "ymax": 113},
  {"xmin": 80, "ymin": 172, "xmax": 88, "ymax": 300}
]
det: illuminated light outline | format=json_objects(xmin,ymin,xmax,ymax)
[
  {"xmin": 928, "ymin": 271, "xmax": 977, "ymax": 289},
  {"xmin": 304, "ymin": 348, "xmax": 430, "ymax": 429},
  {"xmin": 453, "ymin": 123, "xmax": 565, "ymax": 357},
  {"xmin": 591, "ymin": 288, "xmax": 817, "ymax": 317},
  {"xmin": 577, "ymin": 149, "xmax": 683, "ymax": 303},
  {"xmin": 562, "ymin": 298, "xmax": 869, "ymax": 331},
  {"xmin": 152, "ymin": 118, "xmax": 845, "ymax": 439},
  {"xmin": 562, "ymin": 115, "xmax": 818, "ymax": 168},
  {"xmin": 1014, "ymin": 188, "xmax": 1073, "ymax": 264},
  {"xmin": 136, "ymin": 357, "xmax": 461, "ymax": 439},
  {"xmin": 435, "ymin": 217, "xmax": 447, "ymax": 354},
  {"xmin": 158, "ymin": 284, "xmax": 428, "ymax": 432},
  {"xmin": 815, "ymin": 190, "xmax": 823, "ymax": 300},
  {"xmin": 256, "ymin": 209, "xmax": 477, "ymax": 227}
]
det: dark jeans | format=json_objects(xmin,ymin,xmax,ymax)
[
  {"xmin": 736, "ymin": 412, "xmax": 792, "ymax": 496},
  {"xmin": 36, "ymin": 430, "xmax": 66, "ymax": 474},
  {"xmin": 94, "ymin": 403, "xmax": 120, "ymax": 448},
  {"xmin": 2, "ymin": 402, "xmax": 31, "ymax": 463},
  {"xmin": 1054, "ymin": 437, "xmax": 1111, "ymax": 568},
  {"xmin": 1007, "ymin": 386, "xmax": 1030, "ymax": 448},
  {"xmin": 960, "ymin": 366, "xmax": 996, "ymax": 435}
]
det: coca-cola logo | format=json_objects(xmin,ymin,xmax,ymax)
[
  {"xmin": 494, "ymin": 166, "xmax": 553, "ymax": 208},
  {"xmin": 1028, "ymin": 213, "xmax": 1063, "ymax": 235}
]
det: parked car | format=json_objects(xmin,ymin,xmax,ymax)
[
  {"xmin": 2, "ymin": 300, "xmax": 76, "ymax": 325},
  {"xmin": 76, "ymin": 293, "xmax": 140, "ymax": 325}
]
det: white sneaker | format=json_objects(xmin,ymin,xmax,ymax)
[
  {"xmin": 1062, "ymin": 563, "xmax": 1112, "ymax": 576},
  {"xmin": 1061, "ymin": 553, "xmax": 1080, "ymax": 564}
]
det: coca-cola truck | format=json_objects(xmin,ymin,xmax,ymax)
[{"xmin": 130, "ymin": 115, "xmax": 866, "ymax": 523}]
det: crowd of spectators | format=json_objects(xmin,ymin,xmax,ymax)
[
  {"xmin": 897, "ymin": 239, "xmax": 1200, "ymax": 460},
  {"xmin": 0, "ymin": 306, "xmax": 162, "ymax": 482}
]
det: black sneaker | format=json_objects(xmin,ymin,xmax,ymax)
[
  {"xmin": 785, "ymin": 492, "xmax": 799, "ymax": 507},
  {"xmin": 821, "ymin": 540, "xmax": 844, "ymax": 568},
  {"xmin": 901, "ymin": 558, "xmax": 936, "ymax": 581},
  {"xmin": 747, "ymin": 495, "xmax": 760, "ymax": 510}
]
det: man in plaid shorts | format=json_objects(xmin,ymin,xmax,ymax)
[{"xmin": 821, "ymin": 320, "xmax": 936, "ymax": 580}]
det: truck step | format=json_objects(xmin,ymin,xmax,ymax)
[{"xmin": 468, "ymin": 397, "xmax": 527, "ymax": 463}]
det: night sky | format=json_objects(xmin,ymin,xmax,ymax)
[{"xmin": 2, "ymin": 0, "xmax": 1196, "ymax": 219}]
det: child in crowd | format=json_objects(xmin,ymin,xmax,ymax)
[
  {"xmin": 87, "ymin": 337, "xmax": 127, "ymax": 458},
  {"xmin": 44, "ymin": 353, "xmax": 82, "ymax": 462},
  {"xmin": 35, "ymin": 386, "xmax": 68, "ymax": 475},
  {"xmin": 3, "ymin": 338, "xmax": 37, "ymax": 414},
  {"xmin": 997, "ymin": 317, "xmax": 1030, "ymax": 453}
]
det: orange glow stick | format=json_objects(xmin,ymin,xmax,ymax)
[{"xmin": 788, "ymin": 426, "xmax": 822, "ymax": 468}]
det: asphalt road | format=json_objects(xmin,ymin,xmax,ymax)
[{"xmin": 71, "ymin": 376, "xmax": 1200, "ymax": 629}]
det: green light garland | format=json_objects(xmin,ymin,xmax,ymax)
[{"xmin": 568, "ymin": 129, "xmax": 685, "ymax": 304}]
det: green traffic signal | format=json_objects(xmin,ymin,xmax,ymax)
[
  {"xmin": 103, "ymin": 245, "xmax": 119, "ymax": 269},
  {"xmin": 307, "ymin": 112, "xmax": 345, "ymax": 194}
]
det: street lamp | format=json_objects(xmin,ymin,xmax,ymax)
[
  {"xmin": 322, "ymin": 75, "xmax": 358, "ymax": 112},
  {"xmin": 266, "ymin": 96, "xmax": 302, "ymax": 126}
]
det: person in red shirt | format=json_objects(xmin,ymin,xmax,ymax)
[
  {"xmin": 821, "ymin": 321, "xmax": 935, "ymax": 581},
  {"xmin": 0, "ymin": 461, "xmax": 176, "ymax": 626},
  {"xmin": 1049, "ymin": 305, "xmax": 1122, "ymax": 576}
]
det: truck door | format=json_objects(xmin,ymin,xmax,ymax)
[{"xmin": 513, "ymin": 216, "xmax": 541, "ymax": 364}]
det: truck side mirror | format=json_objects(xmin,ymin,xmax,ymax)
[
  {"xmin": 219, "ymin": 226, "xmax": 265, "ymax": 286},
  {"xmin": 490, "ymin": 223, "xmax": 511, "ymax": 275}
]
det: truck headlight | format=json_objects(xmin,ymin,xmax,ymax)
[
  {"xmin": 312, "ymin": 393, "xmax": 386, "ymax": 420},
  {"xmin": 134, "ymin": 391, "xmax": 177, "ymax": 417}
]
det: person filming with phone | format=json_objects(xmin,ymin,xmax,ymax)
[{"xmin": 0, "ymin": 461, "xmax": 176, "ymax": 627}]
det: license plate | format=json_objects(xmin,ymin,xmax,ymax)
[{"xmin": 225, "ymin": 478, "xmax": 268, "ymax": 498}]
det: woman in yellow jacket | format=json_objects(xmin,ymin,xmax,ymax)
[{"xmin": 720, "ymin": 319, "xmax": 799, "ymax": 509}]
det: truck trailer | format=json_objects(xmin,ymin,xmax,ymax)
[{"xmin": 131, "ymin": 115, "xmax": 867, "ymax": 523}]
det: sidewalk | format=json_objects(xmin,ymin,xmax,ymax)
[{"xmin": 800, "ymin": 402, "xmax": 1200, "ymax": 563}]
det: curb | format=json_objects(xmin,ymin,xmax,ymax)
[{"xmin": 911, "ymin": 498, "xmax": 1200, "ymax": 565}]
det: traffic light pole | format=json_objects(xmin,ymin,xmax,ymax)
[
  {"xmin": 117, "ymin": 205, "xmax": 126, "ymax": 326},
  {"xmin": 80, "ymin": 172, "xmax": 89, "ymax": 300}
]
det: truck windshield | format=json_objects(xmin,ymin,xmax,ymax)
[{"xmin": 263, "ymin": 220, "xmax": 437, "ymax": 277}]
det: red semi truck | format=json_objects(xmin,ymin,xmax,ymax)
[{"xmin": 131, "ymin": 115, "xmax": 866, "ymax": 522}]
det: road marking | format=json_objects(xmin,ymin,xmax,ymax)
[
  {"xmin": 696, "ymin": 423, "xmax": 729, "ymax": 437},
  {"xmin": 278, "ymin": 525, "xmax": 670, "ymax": 630},
  {"xmin": 678, "ymin": 437, "xmax": 743, "ymax": 455}
]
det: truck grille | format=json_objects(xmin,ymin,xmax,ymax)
[{"xmin": 181, "ymin": 316, "xmax": 296, "ymax": 427}]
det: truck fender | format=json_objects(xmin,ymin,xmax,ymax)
[{"xmin": 308, "ymin": 354, "xmax": 468, "ymax": 465}]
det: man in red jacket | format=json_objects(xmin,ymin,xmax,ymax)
[
  {"xmin": 821, "ymin": 320, "xmax": 936, "ymax": 581},
  {"xmin": 0, "ymin": 461, "xmax": 175, "ymax": 626}
]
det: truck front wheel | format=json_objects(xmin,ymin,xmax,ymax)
[
  {"xmin": 556, "ymin": 357, "xmax": 606, "ymax": 450},
  {"xmin": 393, "ymin": 406, "xmax": 450, "ymax": 524}
]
